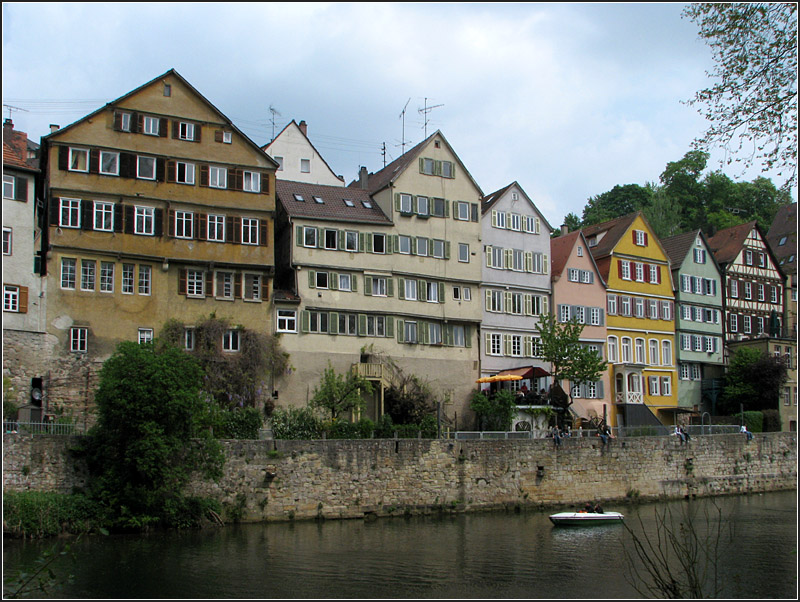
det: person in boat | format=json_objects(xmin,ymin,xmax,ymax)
[
  {"xmin": 583, "ymin": 502, "xmax": 594, "ymax": 513},
  {"xmin": 593, "ymin": 503, "xmax": 603, "ymax": 514}
]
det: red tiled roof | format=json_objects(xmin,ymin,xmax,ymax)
[
  {"xmin": 277, "ymin": 180, "xmax": 391, "ymax": 225},
  {"xmin": 706, "ymin": 221, "xmax": 758, "ymax": 266},
  {"xmin": 550, "ymin": 230, "xmax": 581, "ymax": 279},
  {"xmin": 581, "ymin": 212, "xmax": 640, "ymax": 260},
  {"xmin": 2, "ymin": 140, "xmax": 29, "ymax": 169}
]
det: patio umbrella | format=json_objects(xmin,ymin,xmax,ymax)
[{"xmin": 476, "ymin": 375, "xmax": 524, "ymax": 383}]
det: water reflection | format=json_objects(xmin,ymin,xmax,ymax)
[{"xmin": 3, "ymin": 491, "xmax": 796, "ymax": 599}]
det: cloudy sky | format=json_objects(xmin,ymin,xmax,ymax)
[{"xmin": 3, "ymin": 2, "xmax": 793, "ymax": 227}]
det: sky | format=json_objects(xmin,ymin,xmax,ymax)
[{"xmin": 2, "ymin": 2, "xmax": 795, "ymax": 228}]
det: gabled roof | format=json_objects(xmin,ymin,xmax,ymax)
[
  {"xmin": 276, "ymin": 180, "xmax": 391, "ymax": 225},
  {"xmin": 263, "ymin": 120, "xmax": 344, "ymax": 183},
  {"xmin": 42, "ymin": 69, "xmax": 278, "ymax": 168},
  {"xmin": 766, "ymin": 203, "xmax": 797, "ymax": 275},
  {"xmin": 550, "ymin": 229, "xmax": 607, "ymax": 286},
  {"xmin": 481, "ymin": 181, "xmax": 554, "ymax": 233},
  {"xmin": 2, "ymin": 123, "xmax": 38, "ymax": 172},
  {"xmin": 581, "ymin": 212, "xmax": 640, "ymax": 259},
  {"xmin": 3, "ymin": 141, "xmax": 30, "ymax": 170},
  {"xmin": 662, "ymin": 229, "xmax": 723, "ymax": 278},
  {"xmin": 706, "ymin": 221, "xmax": 758, "ymax": 266},
  {"xmin": 349, "ymin": 130, "xmax": 484, "ymax": 198}
]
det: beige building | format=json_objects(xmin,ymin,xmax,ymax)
[
  {"xmin": 272, "ymin": 131, "xmax": 483, "ymax": 429},
  {"xmin": 263, "ymin": 120, "xmax": 345, "ymax": 187},
  {"xmin": 38, "ymin": 70, "xmax": 278, "ymax": 423}
]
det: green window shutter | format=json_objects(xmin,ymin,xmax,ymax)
[
  {"xmin": 486, "ymin": 246, "xmax": 493, "ymax": 267},
  {"xmin": 524, "ymin": 294, "xmax": 533, "ymax": 316},
  {"xmin": 397, "ymin": 319, "xmax": 405, "ymax": 343},
  {"xmin": 504, "ymin": 249, "xmax": 513, "ymax": 269},
  {"xmin": 543, "ymin": 255, "xmax": 549, "ymax": 274},
  {"xmin": 504, "ymin": 292, "xmax": 512, "ymax": 313},
  {"xmin": 329, "ymin": 313, "xmax": 339, "ymax": 335},
  {"xmin": 351, "ymin": 276, "xmax": 358, "ymax": 292},
  {"xmin": 410, "ymin": 237, "xmax": 417, "ymax": 256},
  {"xmin": 421, "ymin": 322, "xmax": 430, "ymax": 344},
  {"xmin": 485, "ymin": 289, "xmax": 492, "ymax": 310},
  {"xmin": 300, "ymin": 311, "xmax": 310, "ymax": 333},
  {"xmin": 359, "ymin": 232, "xmax": 367, "ymax": 253},
  {"xmin": 438, "ymin": 282, "xmax": 445, "ymax": 303},
  {"xmin": 295, "ymin": 225, "xmax": 303, "ymax": 245},
  {"xmin": 418, "ymin": 279, "xmax": 426, "ymax": 302},
  {"xmin": 394, "ymin": 193, "xmax": 401, "ymax": 212},
  {"xmin": 308, "ymin": 271, "xmax": 316, "ymax": 289},
  {"xmin": 386, "ymin": 316, "xmax": 394, "ymax": 338},
  {"xmin": 525, "ymin": 252, "xmax": 533, "ymax": 273},
  {"xmin": 330, "ymin": 273, "xmax": 339, "ymax": 290},
  {"xmin": 444, "ymin": 241, "xmax": 450, "ymax": 259},
  {"xmin": 445, "ymin": 199, "xmax": 450, "ymax": 218},
  {"xmin": 391, "ymin": 235, "xmax": 398, "ymax": 253},
  {"xmin": 339, "ymin": 230, "xmax": 346, "ymax": 249},
  {"xmin": 464, "ymin": 325, "xmax": 472, "ymax": 348},
  {"xmin": 358, "ymin": 314, "xmax": 367, "ymax": 336},
  {"xmin": 504, "ymin": 334, "xmax": 512, "ymax": 356},
  {"xmin": 364, "ymin": 276, "xmax": 373, "ymax": 296},
  {"xmin": 387, "ymin": 278, "xmax": 394, "ymax": 297},
  {"xmin": 419, "ymin": 158, "xmax": 425, "ymax": 174},
  {"xmin": 398, "ymin": 278, "xmax": 405, "ymax": 300},
  {"xmin": 385, "ymin": 236, "xmax": 393, "ymax": 255}
]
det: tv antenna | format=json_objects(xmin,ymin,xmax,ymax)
[
  {"xmin": 398, "ymin": 98, "xmax": 411, "ymax": 155},
  {"xmin": 3, "ymin": 104, "xmax": 28, "ymax": 121},
  {"xmin": 418, "ymin": 97, "xmax": 443, "ymax": 138},
  {"xmin": 268, "ymin": 104, "xmax": 281, "ymax": 142}
]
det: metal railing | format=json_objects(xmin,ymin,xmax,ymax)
[
  {"xmin": 446, "ymin": 425, "xmax": 743, "ymax": 440},
  {"xmin": 3, "ymin": 421, "xmax": 86, "ymax": 436}
]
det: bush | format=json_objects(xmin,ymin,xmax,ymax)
[
  {"xmin": 737, "ymin": 410, "xmax": 764, "ymax": 433},
  {"xmin": 214, "ymin": 407, "xmax": 263, "ymax": 439},
  {"xmin": 470, "ymin": 389, "xmax": 517, "ymax": 431},
  {"xmin": 324, "ymin": 417, "xmax": 375, "ymax": 439},
  {"xmin": 3, "ymin": 491, "xmax": 110, "ymax": 539},
  {"xmin": 761, "ymin": 409, "xmax": 782, "ymax": 432},
  {"xmin": 270, "ymin": 406, "xmax": 323, "ymax": 439}
]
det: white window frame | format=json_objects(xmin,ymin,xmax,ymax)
[
  {"xmin": 207, "ymin": 214, "xmax": 225, "ymax": 242},
  {"xmin": 404, "ymin": 279, "xmax": 418, "ymax": 301},
  {"xmin": 68, "ymin": 147, "xmax": 89, "ymax": 172},
  {"xmin": 80, "ymin": 259, "xmax": 96, "ymax": 291},
  {"xmin": 137, "ymin": 156, "xmax": 156, "ymax": 180},
  {"xmin": 4, "ymin": 174, "xmax": 15, "ymax": 199},
  {"xmin": 100, "ymin": 261, "xmax": 114, "ymax": 293},
  {"xmin": 2, "ymin": 227, "xmax": 10, "ymax": 255},
  {"xmin": 209, "ymin": 166, "xmax": 227, "ymax": 189},
  {"xmin": 222, "ymin": 329, "xmax": 241, "ymax": 352},
  {"xmin": 60, "ymin": 198, "xmax": 81, "ymax": 228},
  {"xmin": 244, "ymin": 273, "xmax": 262, "ymax": 301},
  {"xmin": 138, "ymin": 328, "xmax": 154, "ymax": 344},
  {"xmin": 345, "ymin": 231, "xmax": 358, "ymax": 252},
  {"xmin": 61, "ymin": 258, "xmax": 76, "ymax": 289},
  {"xmin": 122, "ymin": 264, "xmax": 135, "ymax": 294},
  {"xmin": 70, "ymin": 327, "xmax": 88, "ymax": 353},
  {"xmin": 186, "ymin": 270, "xmax": 205, "ymax": 297},
  {"xmin": 303, "ymin": 226, "xmax": 318, "ymax": 248},
  {"xmin": 175, "ymin": 210, "xmax": 194, "ymax": 239},
  {"xmin": 243, "ymin": 171, "xmax": 261, "ymax": 193},
  {"xmin": 176, "ymin": 161, "xmax": 195, "ymax": 185},
  {"xmin": 242, "ymin": 218, "xmax": 259, "ymax": 245},
  {"xmin": 3, "ymin": 285, "xmax": 19, "ymax": 312},
  {"xmin": 143, "ymin": 116, "xmax": 160, "ymax": 136},
  {"xmin": 99, "ymin": 151, "xmax": 120, "ymax": 176},
  {"xmin": 178, "ymin": 122, "xmax": 195, "ymax": 141},
  {"xmin": 138, "ymin": 265, "xmax": 152, "ymax": 296},
  {"xmin": 93, "ymin": 201, "xmax": 114, "ymax": 231},
  {"xmin": 135, "ymin": 206, "xmax": 155, "ymax": 235},
  {"xmin": 277, "ymin": 309, "xmax": 297, "ymax": 333},
  {"xmin": 458, "ymin": 243, "xmax": 469, "ymax": 263},
  {"xmin": 300, "ymin": 158, "xmax": 311, "ymax": 173}
]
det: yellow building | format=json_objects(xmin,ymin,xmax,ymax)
[
  {"xmin": 39, "ymin": 70, "xmax": 278, "ymax": 421},
  {"xmin": 583, "ymin": 213, "xmax": 678, "ymax": 429}
]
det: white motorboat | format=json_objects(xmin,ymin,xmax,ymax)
[{"xmin": 549, "ymin": 511, "xmax": 624, "ymax": 526}]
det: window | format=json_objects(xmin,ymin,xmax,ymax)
[
  {"xmin": 277, "ymin": 310, "xmax": 297, "ymax": 333},
  {"xmin": 488, "ymin": 290, "xmax": 503, "ymax": 313},
  {"xmin": 758, "ymin": 284, "xmax": 765, "ymax": 301},
  {"xmin": 138, "ymin": 265, "xmax": 152, "ymax": 295},
  {"xmin": 80, "ymin": 260, "xmax": 96, "ymax": 291},
  {"xmin": 432, "ymin": 239, "xmax": 445, "ymax": 259},
  {"xmin": 209, "ymin": 166, "xmax": 227, "ymax": 189},
  {"xmin": 138, "ymin": 328, "xmax": 154, "ymax": 344},
  {"xmin": 399, "ymin": 194, "xmax": 412, "ymax": 214},
  {"xmin": 3, "ymin": 285, "xmax": 20, "ymax": 312},
  {"xmin": 100, "ymin": 151, "xmax": 119, "ymax": 176},
  {"xmin": 3, "ymin": 228, "xmax": 11, "ymax": 255},
  {"xmin": 590, "ymin": 307, "xmax": 601, "ymax": 326},
  {"xmin": 744, "ymin": 282, "xmax": 752, "ymax": 300},
  {"xmin": 421, "ymin": 158, "xmax": 436, "ymax": 175},
  {"xmin": 693, "ymin": 248, "xmax": 706, "ymax": 264},
  {"xmin": 416, "ymin": 196, "xmax": 429, "ymax": 216},
  {"xmin": 223, "ymin": 131, "xmax": 232, "ymax": 144},
  {"xmin": 184, "ymin": 328, "xmax": 195, "ymax": 351},
  {"xmin": 223, "ymin": 330, "xmax": 240, "ymax": 352},
  {"xmin": 620, "ymin": 260, "xmax": 631, "ymax": 280},
  {"xmin": 143, "ymin": 116, "xmax": 160, "ymax": 136},
  {"xmin": 303, "ymin": 226, "xmax": 317, "ymax": 248},
  {"xmin": 452, "ymin": 325, "xmax": 466, "ymax": 347},
  {"xmin": 242, "ymin": 218, "xmax": 259, "ymax": 245},
  {"xmin": 94, "ymin": 202, "xmax": 114, "ymax": 231},
  {"xmin": 416, "ymin": 237, "xmax": 428, "ymax": 256},
  {"xmin": 635, "ymin": 338, "xmax": 645, "ymax": 364},
  {"xmin": 176, "ymin": 162, "xmax": 195, "ymax": 185},
  {"xmin": 661, "ymin": 376, "xmax": 672, "ymax": 396},
  {"xmin": 398, "ymin": 235, "xmax": 411, "ymax": 254},
  {"xmin": 404, "ymin": 321, "xmax": 418, "ymax": 344},
  {"xmin": 455, "ymin": 201, "xmax": 470, "ymax": 221},
  {"xmin": 426, "ymin": 282, "xmax": 439, "ymax": 303},
  {"xmin": 61, "ymin": 258, "xmax": 76, "ymax": 289},
  {"xmin": 216, "ymin": 272, "xmax": 234, "ymax": 299},
  {"xmin": 404, "ymin": 279, "xmax": 417, "ymax": 301},
  {"xmin": 70, "ymin": 327, "xmax": 88, "ymax": 353},
  {"xmin": 489, "ymin": 333, "xmax": 502, "ymax": 355},
  {"xmin": 441, "ymin": 161, "xmax": 454, "ymax": 178},
  {"xmin": 459, "ymin": 243, "xmax": 469, "ymax": 263},
  {"xmin": 633, "ymin": 230, "xmax": 646, "ymax": 246},
  {"xmin": 244, "ymin": 274, "xmax": 261, "ymax": 300},
  {"xmin": 607, "ymin": 336, "xmax": 618, "ymax": 362},
  {"xmin": 338, "ymin": 273, "xmax": 351, "ymax": 292},
  {"xmin": 661, "ymin": 340, "xmax": 672, "ymax": 366},
  {"xmin": 4, "ymin": 174, "xmax": 15, "ymax": 199},
  {"xmin": 186, "ymin": 270, "xmax": 205, "ymax": 297},
  {"xmin": 122, "ymin": 264, "xmax": 135, "ymax": 294},
  {"xmin": 770, "ymin": 286, "xmax": 779, "ymax": 303},
  {"xmin": 315, "ymin": 272, "xmax": 329, "ymax": 289},
  {"xmin": 60, "ymin": 198, "xmax": 81, "ymax": 228},
  {"xmin": 100, "ymin": 262, "xmax": 114, "ymax": 293},
  {"xmin": 119, "ymin": 112, "xmax": 131, "ymax": 132},
  {"xmin": 338, "ymin": 313, "xmax": 357, "ymax": 336},
  {"xmin": 648, "ymin": 376, "xmax": 660, "ymax": 396},
  {"xmin": 634, "ymin": 298, "xmax": 645, "ymax": 318},
  {"xmin": 373, "ymin": 233, "xmax": 386, "ymax": 254},
  {"xmin": 620, "ymin": 296, "xmax": 631, "ymax": 316},
  {"xmin": 300, "ymin": 159, "xmax": 311, "ymax": 173},
  {"xmin": 510, "ymin": 213, "xmax": 521, "ymax": 231},
  {"xmin": 135, "ymin": 206, "xmax": 155, "ymax": 235},
  {"xmin": 345, "ymin": 231, "xmax": 358, "ymax": 252},
  {"xmin": 634, "ymin": 262, "xmax": 644, "ymax": 282},
  {"xmin": 207, "ymin": 214, "xmax": 225, "ymax": 242},
  {"xmin": 68, "ymin": 147, "xmax": 89, "ymax": 172},
  {"xmin": 366, "ymin": 316, "xmax": 386, "ymax": 337},
  {"xmin": 621, "ymin": 338, "xmax": 632, "ymax": 363},
  {"xmin": 649, "ymin": 339, "xmax": 659, "ymax": 365},
  {"xmin": 178, "ymin": 122, "xmax": 195, "ymax": 141},
  {"xmin": 308, "ymin": 311, "xmax": 329, "ymax": 333},
  {"xmin": 607, "ymin": 295, "xmax": 617, "ymax": 315},
  {"xmin": 243, "ymin": 171, "xmax": 261, "ymax": 193},
  {"xmin": 372, "ymin": 277, "xmax": 387, "ymax": 297},
  {"xmin": 175, "ymin": 211, "xmax": 193, "ymax": 239},
  {"xmin": 137, "ymin": 156, "xmax": 156, "ymax": 180},
  {"xmin": 431, "ymin": 198, "xmax": 446, "ymax": 217}
]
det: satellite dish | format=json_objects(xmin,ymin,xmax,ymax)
[{"xmin": 31, "ymin": 388, "xmax": 42, "ymax": 401}]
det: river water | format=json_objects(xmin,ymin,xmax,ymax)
[{"xmin": 3, "ymin": 491, "xmax": 797, "ymax": 599}]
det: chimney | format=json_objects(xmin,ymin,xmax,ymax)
[
  {"xmin": 561, "ymin": 224, "xmax": 569, "ymax": 235},
  {"xmin": 359, "ymin": 166, "xmax": 369, "ymax": 190},
  {"xmin": 3, "ymin": 118, "xmax": 13, "ymax": 132},
  {"xmin": 298, "ymin": 120, "xmax": 307, "ymax": 136},
  {"xmin": 49, "ymin": 124, "xmax": 60, "ymax": 133}
]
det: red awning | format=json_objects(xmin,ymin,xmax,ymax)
[{"xmin": 496, "ymin": 366, "xmax": 551, "ymax": 379}]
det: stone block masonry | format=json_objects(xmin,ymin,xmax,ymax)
[{"xmin": 4, "ymin": 433, "xmax": 796, "ymax": 523}]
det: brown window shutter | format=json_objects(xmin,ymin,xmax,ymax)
[
  {"xmin": 124, "ymin": 205, "xmax": 134, "ymax": 234},
  {"xmin": 205, "ymin": 271, "xmax": 213, "ymax": 297},
  {"xmin": 260, "ymin": 173, "xmax": 270, "ymax": 194},
  {"xmin": 232, "ymin": 217, "xmax": 242, "ymax": 243},
  {"xmin": 228, "ymin": 169, "xmax": 243, "ymax": 191},
  {"xmin": 214, "ymin": 130, "xmax": 223, "ymax": 143},
  {"xmin": 194, "ymin": 125, "xmax": 201, "ymax": 143},
  {"xmin": 136, "ymin": 113, "xmax": 144, "ymax": 134},
  {"xmin": 172, "ymin": 120, "xmax": 179, "ymax": 139},
  {"xmin": 179, "ymin": 269, "xmax": 187, "ymax": 294},
  {"xmin": 159, "ymin": 118, "xmax": 168, "ymax": 137},
  {"xmin": 49, "ymin": 197, "xmax": 60, "ymax": 225},
  {"xmin": 156, "ymin": 158, "xmax": 166, "ymax": 182},
  {"xmin": 18, "ymin": 286, "xmax": 28, "ymax": 313},
  {"xmin": 197, "ymin": 214, "xmax": 207, "ymax": 240},
  {"xmin": 58, "ymin": 145, "xmax": 69, "ymax": 171},
  {"xmin": 234, "ymin": 273, "xmax": 242, "ymax": 299},
  {"xmin": 114, "ymin": 204, "xmax": 124, "ymax": 232},
  {"xmin": 154, "ymin": 209, "xmax": 163, "ymax": 237},
  {"xmin": 200, "ymin": 165, "xmax": 209, "ymax": 187},
  {"xmin": 81, "ymin": 200, "xmax": 92, "ymax": 231},
  {"xmin": 113, "ymin": 111, "xmax": 123, "ymax": 131},
  {"xmin": 120, "ymin": 153, "xmax": 135, "ymax": 178},
  {"xmin": 167, "ymin": 210, "xmax": 175, "ymax": 237},
  {"xmin": 166, "ymin": 160, "xmax": 176, "ymax": 183},
  {"xmin": 14, "ymin": 176, "xmax": 28, "ymax": 202},
  {"xmin": 89, "ymin": 149, "xmax": 100, "ymax": 174},
  {"xmin": 260, "ymin": 220, "xmax": 268, "ymax": 246}
]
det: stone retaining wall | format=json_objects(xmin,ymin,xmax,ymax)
[{"xmin": 4, "ymin": 432, "xmax": 796, "ymax": 522}]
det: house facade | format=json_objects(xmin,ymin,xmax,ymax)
[
  {"xmin": 662, "ymin": 230, "xmax": 725, "ymax": 416},
  {"xmin": 549, "ymin": 229, "xmax": 609, "ymax": 424},
  {"xmin": 583, "ymin": 213, "xmax": 678, "ymax": 428},
  {"xmin": 39, "ymin": 70, "xmax": 278, "ymax": 422},
  {"xmin": 3, "ymin": 119, "xmax": 47, "ymax": 418},
  {"xmin": 480, "ymin": 182, "xmax": 553, "ymax": 393},
  {"xmin": 263, "ymin": 120, "xmax": 344, "ymax": 186}
]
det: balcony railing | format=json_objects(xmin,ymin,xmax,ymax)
[
  {"xmin": 615, "ymin": 391, "xmax": 643, "ymax": 404},
  {"xmin": 352, "ymin": 363, "xmax": 385, "ymax": 380},
  {"xmin": 3, "ymin": 421, "xmax": 86, "ymax": 436}
]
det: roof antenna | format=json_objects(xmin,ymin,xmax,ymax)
[
  {"xmin": 398, "ymin": 98, "xmax": 411, "ymax": 155},
  {"xmin": 418, "ymin": 97, "xmax": 443, "ymax": 138},
  {"xmin": 3, "ymin": 104, "xmax": 28, "ymax": 121},
  {"xmin": 268, "ymin": 105, "xmax": 281, "ymax": 142}
]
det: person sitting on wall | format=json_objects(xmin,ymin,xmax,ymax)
[{"xmin": 740, "ymin": 425, "xmax": 753, "ymax": 441}]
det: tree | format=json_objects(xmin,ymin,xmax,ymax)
[
  {"xmin": 537, "ymin": 313, "xmax": 608, "ymax": 411},
  {"xmin": 683, "ymin": 3, "xmax": 797, "ymax": 190},
  {"xmin": 310, "ymin": 363, "xmax": 373, "ymax": 420},
  {"xmin": 80, "ymin": 341, "xmax": 224, "ymax": 529},
  {"xmin": 641, "ymin": 185, "xmax": 684, "ymax": 240},
  {"xmin": 469, "ymin": 389, "xmax": 517, "ymax": 431},
  {"xmin": 581, "ymin": 184, "xmax": 653, "ymax": 227},
  {"xmin": 719, "ymin": 346, "xmax": 788, "ymax": 415},
  {"xmin": 552, "ymin": 212, "xmax": 582, "ymax": 237}
]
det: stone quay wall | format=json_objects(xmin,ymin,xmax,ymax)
[{"xmin": 3, "ymin": 432, "xmax": 796, "ymax": 522}]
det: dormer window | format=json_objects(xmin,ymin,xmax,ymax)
[
  {"xmin": 343, "ymin": 199, "xmax": 355, "ymax": 207},
  {"xmin": 293, "ymin": 194, "xmax": 305, "ymax": 202},
  {"xmin": 313, "ymin": 196, "xmax": 324, "ymax": 204}
]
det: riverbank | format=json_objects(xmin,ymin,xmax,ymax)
[{"xmin": 4, "ymin": 431, "xmax": 796, "ymax": 528}]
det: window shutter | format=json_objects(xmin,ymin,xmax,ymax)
[
  {"xmin": 398, "ymin": 278, "xmax": 405, "ymax": 300},
  {"xmin": 644, "ymin": 232, "xmax": 649, "ymax": 246},
  {"xmin": 156, "ymin": 158, "xmax": 166, "ymax": 182},
  {"xmin": 172, "ymin": 120, "xmax": 180, "ymax": 139},
  {"xmin": 81, "ymin": 201, "xmax": 92, "ymax": 231},
  {"xmin": 113, "ymin": 111, "xmax": 123, "ymax": 131},
  {"xmin": 418, "ymin": 279, "xmax": 426, "ymax": 302},
  {"xmin": 200, "ymin": 165, "xmax": 209, "ymax": 187},
  {"xmin": 396, "ymin": 319, "xmax": 405, "ymax": 343},
  {"xmin": 166, "ymin": 160, "xmax": 176, "ymax": 183},
  {"xmin": 330, "ymin": 273, "xmax": 339, "ymax": 290},
  {"xmin": 178, "ymin": 269, "xmax": 187, "ymax": 294},
  {"xmin": 89, "ymin": 149, "xmax": 100, "ymax": 174},
  {"xmin": 113, "ymin": 204, "xmax": 123, "ymax": 233},
  {"xmin": 215, "ymin": 130, "xmax": 224, "ymax": 143},
  {"xmin": 438, "ymin": 282, "xmax": 445, "ymax": 303},
  {"xmin": 260, "ymin": 221, "xmax": 269, "ymax": 246},
  {"xmin": 364, "ymin": 276, "xmax": 372, "ymax": 296},
  {"xmin": 260, "ymin": 173, "xmax": 270, "ymax": 194},
  {"xmin": 205, "ymin": 271, "xmax": 213, "ymax": 297},
  {"xmin": 358, "ymin": 314, "xmax": 367, "ymax": 336},
  {"xmin": 329, "ymin": 313, "xmax": 339, "ymax": 335},
  {"xmin": 386, "ymin": 317, "xmax": 394, "ymax": 338},
  {"xmin": 159, "ymin": 118, "xmax": 168, "ymax": 137},
  {"xmin": 491, "ymin": 210, "xmax": 498, "ymax": 228},
  {"xmin": 234, "ymin": 273, "xmax": 242, "ymax": 299},
  {"xmin": 543, "ymin": 255, "xmax": 549, "ymax": 274},
  {"xmin": 124, "ymin": 205, "xmax": 134, "ymax": 234},
  {"xmin": 120, "ymin": 153, "xmax": 136, "ymax": 178},
  {"xmin": 308, "ymin": 271, "xmax": 316, "ymax": 289},
  {"xmin": 464, "ymin": 325, "xmax": 472, "ymax": 348},
  {"xmin": 17, "ymin": 286, "xmax": 28, "ymax": 313},
  {"xmin": 131, "ymin": 112, "xmax": 141, "ymax": 134},
  {"xmin": 194, "ymin": 124, "xmax": 202, "ymax": 143},
  {"xmin": 618, "ymin": 260, "xmax": 624, "ymax": 279},
  {"xmin": 300, "ymin": 311, "xmax": 310, "ymax": 333},
  {"xmin": 197, "ymin": 214, "xmax": 207, "ymax": 241},
  {"xmin": 351, "ymin": 276, "xmax": 357, "ymax": 292},
  {"xmin": 13, "ymin": 176, "xmax": 27, "ymax": 202},
  {"xmin": 295, "ymin": 225, "xmax": 303, "ymax": 246},
  {"xmin": 168, "ymin": 210, "xmax": 176, "ymax": 237},
  {"xmin": 58, "ymin": 146, "xmax": 68, "ymax": 171},
  {"xmin": 386, "ymin": 278, "xmax": 394, "ymax": 297},
  {"xmin": 154, "ymin": 209, "xmax": 163, "ymax": 237}
]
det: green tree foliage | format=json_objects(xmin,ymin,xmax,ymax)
[
  {"xmin": 384, "ymin": 375, "xmax": 436, "ymax": 425},
  {"xmin": 469, "ymin": 389, "xmax": 517, "ymax": 431},
  {"xmin": 581, "ymin": 184, "xmax": 654, "ymax": 227},
  {"xmin": 536, "ymin": 313, "xmax": 608, "ymax": 405},
  {"xmin": 719, "ymin": 346, "xmax": 788, "ymax": 415},
  {"xmin": 270, "ymin": 406, "xmax": 324, "ymax": 439},
  {"xmin": 683, "ymin": 3, "xmax": 797, "ymax": 189},
  {"xmin": 79, "ymin": 341, "xmax": 224, "ymax": 530},
  {"xmin": 310, "ymin": 363, "xmax": 373, "ymax": 420},
  {"xmin": 641, "ymin": 185, "xmax": 684, "ymax": 240}
]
